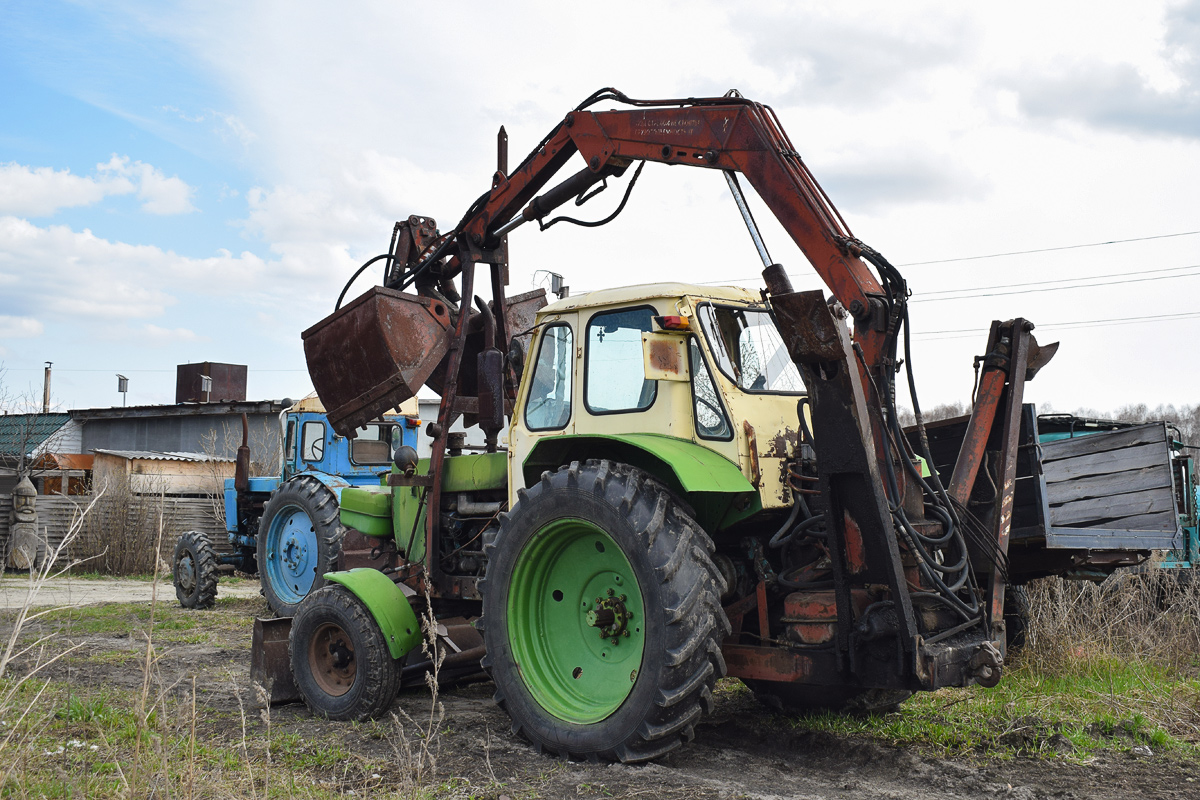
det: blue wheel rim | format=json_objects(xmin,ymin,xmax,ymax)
[{"xmin": 264, "ymin": 506, "xmax": 318, "ymax": 605}]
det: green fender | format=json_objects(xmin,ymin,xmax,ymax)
[
  {"xmin": 523, "ymin": 433, "xmax": 758, "ymax": 531},
  {"xmin": 324, "ymin": 568, "xmax": 423, "ymax": 660}
]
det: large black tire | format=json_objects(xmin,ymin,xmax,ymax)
[
  {"xmin": 748, "ymin": 682, "xmax": 912, "ymax": 715},
  {"xmin": 173, "ymin": 530, "xmax": 218, "ymax": 609},
  {"xmin": 478, "ymin": 460, "xmax": 730, "ymax": 763},
  {"xmin": 289, "ymin": 584, "xmax": 402, "ymax": 720},
  {"xmin": 257, "ymin": 476, "xmax": 346, "ymax": 617}
]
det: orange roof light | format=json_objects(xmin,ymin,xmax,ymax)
[{"xmin": 654, "ymin": 315, "xmax": 691, "ymax": 331}]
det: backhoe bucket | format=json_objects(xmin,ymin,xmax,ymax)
[{"xmin": 302, "ymin": 287, "xmax": 453, "ymax": 436}]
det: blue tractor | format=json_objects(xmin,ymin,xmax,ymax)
[{"xmin": 172, "ymin": 396, "xmax": 421, "ymax": 614}]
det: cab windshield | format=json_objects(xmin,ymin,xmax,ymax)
[{"xmin": 697, "ymin": 303, "xmax": 805, "ymax": 394}]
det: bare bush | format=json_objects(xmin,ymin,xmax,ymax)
[
  {"xmin": 197, "ymin": 418, "xmax": 282, "ymax": 530},
  {"xmin": 71, "ymin": 474, "xmax": 173, "ymax": 576}
]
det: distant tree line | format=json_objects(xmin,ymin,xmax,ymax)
[{"xmin": 898, "ymin": 402, "xmax": 1200, "ymax": 447}]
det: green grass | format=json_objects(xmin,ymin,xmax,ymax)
[
  {"xmin": 0, "ymin": 675, "xmax": 394, "ymax": 800},
  {"xmin": 773, "ymin": 655, "xmax": 1200, "ymax": 759}
]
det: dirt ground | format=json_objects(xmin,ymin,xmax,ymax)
[
  {"xmin": 4, "ymin": 584, "xmax": 1199, "ymax": 799},
  {"xmin": 0, "ymin": 575, "xmax": 263, "ymax": 608}
]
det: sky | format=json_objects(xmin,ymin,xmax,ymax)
[{"xmin": 0, "ymin": 0, "xmax": 1198, "ymax": 416}]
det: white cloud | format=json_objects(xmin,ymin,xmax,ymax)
[
  {"xmin": 96, "ymin": 155, "xmax": 197, "ymax": 215},
  {"xmin": 0, "ymin": 156, "xmax": 197, "ymax": 218},
  {"xmin": 0, "ymin": 315, "xmax": 43, "ymax": 339},
  {"xmin": 0, "ymin": 162, "xmax": 134, "ymax": 217},
  {"xmin": 143, "ymin": 324, "xmax": 205, "ymax": 343}
]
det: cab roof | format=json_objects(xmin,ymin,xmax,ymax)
[
  {"xmin": 288, "ymin": 392, "xmax": 418, "ymax": 418},
  {"xmin": 538, "ymin": 282, "xmax": 763, "ymax": 315}
]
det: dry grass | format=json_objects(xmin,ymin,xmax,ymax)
[
  {"xmin": 1022, "ymin": 570, "xmax": 1200, "ymax": 676},
  {"xmin": 0, "ymin": 494, "xmax": 469, "ymax": 799}
]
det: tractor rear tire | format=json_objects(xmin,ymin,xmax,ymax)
[
  {"xmin": 173, "ymin": 530, "xmax": 218, "ymax": 609},
  {"xmin": 258, "ymin": 476, "xmax": 345, "ymax": 617},
  {"xmin": 479, "ymin": 460, "xmax": 730, "ymax": 763},
  {"xmin": 289, "ymin": 584, "xmax": 401, "ymax": 721}
]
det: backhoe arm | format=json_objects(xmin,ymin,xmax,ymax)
[{"xmin": 456, "ymin": 96, "xmax": 892, "ymax": 367}]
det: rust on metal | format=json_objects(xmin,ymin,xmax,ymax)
[
  {"xmin": 842, "ymin": 510, "xmax": 867, "ymax": 574},
  {"xmin": 250, "ymin": 617, "xmax": 300, "ymax": 705},
  {"xmin": 948, "ymin": 322, "xmax": 1005, "ymax": 505},
  {"xmin": 302, "ymin": 286, "xmax": 453, "ymax": 436},
  {"xmin": 768, "ymin": 289, "xmax": 845, "ymax": 365},
  {"xmin": 648, "ymin": 338, "xmax": 682, "ymax": 374},
  {"xmin": 721, "ymin": 643, "xmax": 815, "ymax": 683},
  {"xmin": 744, "ymin": 421, "xmax": 761, "ymax": 488},
  {"xmin": 755, "ymin": 579, "xmax": 770, "ymax": 641},
  {"xmin": 781, "ymin": 588, "xmax": 870, "ymax": 644},
  {"xmin": 988, "ymin": 320, "xmax": 1034, "ymax": 645}
]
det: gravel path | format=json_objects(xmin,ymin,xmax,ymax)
[{"xmin": 0, "ymin": 575, "xmax": 262, "ymax": 608}]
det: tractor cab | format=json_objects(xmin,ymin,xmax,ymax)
[
  {"xmin": 281, "ymin": 394, "xmax": 417, "ymax": 483},
  {"xmin": 510, "ymin": 282, "xmax": 810, "ymax": 529}
]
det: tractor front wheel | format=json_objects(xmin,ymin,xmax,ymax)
[
  {"xmin": 289, "ymin": 584, "xmax": 401, "ymax": 720},
  {"xmin": 258, "ymin": 476, "xmax": 345, "ymax": 616},
  {"xmin": 173, "ymin": 530, "xmax": 218, "ymax": 609},
  {"xmin": 479, "ymin": 460, "xmax": 729, "ymax": 763}
]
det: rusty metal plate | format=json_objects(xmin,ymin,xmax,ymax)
[
  {"xmin": 303, "ymin": 287, "xmax": 453, "ymax": 436},
  {"xmin": 641, "ymin": 332, "xmax": 689, "ymax": 381},
  {"xmin": 250, "ymin": 617, "xmax": 300, "ymax": 706},
  {"xmin": 769, "ymin": 289, "xmax": 847, "ymax": 365}
]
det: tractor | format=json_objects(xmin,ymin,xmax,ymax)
[
  {"xmin": 171, "ymin": 395, "xmax": 420, "ymax": 613},
  {"xmin": 254, "ymin": 89, "xmax": 1177, "ymax": 763}
]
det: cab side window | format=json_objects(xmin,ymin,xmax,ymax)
[
  {"xmin": 350, "ymin": 422, "xmax": 396, "ymax": 465},
  {"xmin": 585, "ymin": 307, "xmax": 656, "ymax": 414},
  {"xmin": 300, "ymin": 421, "xmax": 326, "ymax": 462},
  {"xmin": 525, "ymin": 324, "xmax": 574, "ymax": 431},
  {"xmin": 690, "ymin": 338, "xmax": 732, "ymax": 439}
]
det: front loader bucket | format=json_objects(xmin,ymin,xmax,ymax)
[
  {"xmin": 250, "ymin": 617, "xmax": 300, "ymax": 706},
  {"xmin": 302, "ymin": 287, "xmax": 453, "ymax": 436}
]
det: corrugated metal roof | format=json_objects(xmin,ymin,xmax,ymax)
[
  {"xmin": 92, "ymin": 449, "xmax": 235, "ymax": 463},
  {"xmin": 31, "ymin": 453, "xmax": 94, "ymax": 470},
  {"xmin": 0, "ymin": 414, "xmax": 70, "ymax": 456}
]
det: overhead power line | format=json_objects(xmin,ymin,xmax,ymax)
[
  {"xmin": 898, "ymin": 230, "xmax": 1200, "ymax": 267},
  {"xmin": 915, "ymin": 310, "xmax": 1200, "ymax": 341},
  {"xmin": 691, "ymin": 228, "xmax": 1200, "ymax": 287},
  {"xmin": 913, "ymin": 264, "xmax": 1200, "ymax": 303}
]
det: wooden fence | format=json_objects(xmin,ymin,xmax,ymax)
[{"xmin": 0, "ymin": 493, "xmax": 233, "ymax": 571}]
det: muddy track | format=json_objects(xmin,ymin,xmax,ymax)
[{"xmin": 6, "ymin": 596, "xmax": 1198, "ymax": 799}]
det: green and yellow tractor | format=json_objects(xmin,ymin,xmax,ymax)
[{"xmin": 259, "ymin": 90, "xmax": 1169, "ymax": 762}]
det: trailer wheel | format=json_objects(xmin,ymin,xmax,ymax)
[
  {"xmin": 1004, "ymin": 583, "xmax": 1031, "ymax": 651},
  {"xmin": 173, "ymin": 530, "xmax": 218, "ymax": 609},
  {"xmin": 478, "ymin": 460, "xmax": 729, "ymax": 763},
  {"xmin": 258, "ymin": 476, "xmax": 345, "ymax": 616},
  {"xmin": 290, "ymin": 584, "xmax": 401, "ymax": 720},
  {"xmin": 746, "ymin": 682, "xmax": 911, "ymax": 715}
]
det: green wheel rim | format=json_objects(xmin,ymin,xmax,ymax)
[{"xmin": 507, "ymin": 518, "xmax": 646, "ymax": 723}]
